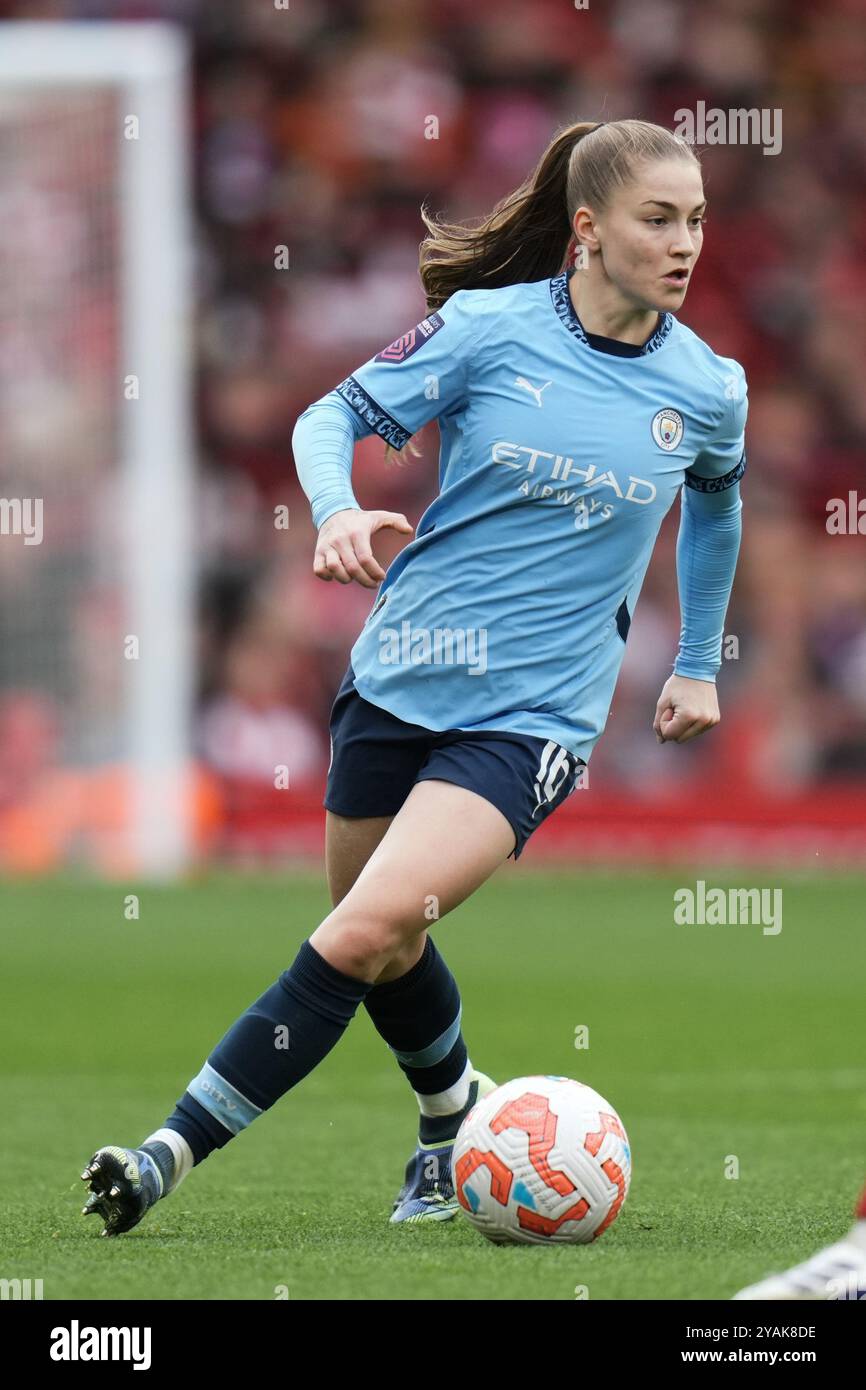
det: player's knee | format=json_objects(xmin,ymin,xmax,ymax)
[{"xmin": 311, "ymin": 905, "xmax": 417, "ymax": 979}]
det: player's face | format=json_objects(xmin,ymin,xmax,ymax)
[{"xmin": 588, "ymin": 159, "xmax": 706, "ymax": 312}]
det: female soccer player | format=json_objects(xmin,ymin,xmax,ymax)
[{"xmin": 81, "ymin": 118, "xmax": 747, "ymax": 1233}]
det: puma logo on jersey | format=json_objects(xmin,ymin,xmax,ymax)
[{"xmin": 514, "ymin": 376, "xmax": 552, "ymax": 408}]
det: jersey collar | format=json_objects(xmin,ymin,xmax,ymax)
[{"xmin": 550, "ymin": 269, "xmax": 673, "ymax": 356}]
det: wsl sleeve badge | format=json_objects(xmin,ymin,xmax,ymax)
[
  {"xmin": 374, "ymin": 312, "xmax": 445, "ymax": 363},
  {"xmin": 651, "ymin": 407, "xmax": 684, "ymax": 451}
]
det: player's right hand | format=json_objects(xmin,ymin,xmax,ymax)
[{"xmin": 313, "ymin": 508, "xmax": 414, "ymax": 588}]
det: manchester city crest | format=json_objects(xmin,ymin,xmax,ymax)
[{"xmin": 651, "ymin": 408, "xmax": 684, "ymax": 451}]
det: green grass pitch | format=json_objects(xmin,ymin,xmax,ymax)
[{"xmin": 1, "ymin": 868, "xmax": 864, "ymax": 1300}]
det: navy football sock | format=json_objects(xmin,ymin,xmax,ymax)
[
  {"xmin": 162, "ymin": 940, "xmax": 373, "ymax": 1166},
  {"xmin": 364, "ymin": 937, "xmax": 471, "ymax": 1144}
]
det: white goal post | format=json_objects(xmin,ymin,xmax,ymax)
[{"xmin": 0, "ymin": 22, "xmax": 194, "ymax": 877}]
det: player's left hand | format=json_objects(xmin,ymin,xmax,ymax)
[{"xmin": 653, "ymin": 675, "xmax": 719, "ymax": 744}]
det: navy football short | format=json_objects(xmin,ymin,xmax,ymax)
[{"xmin": 323, "ymin": 664, "xmax": 586, "ymax": 860}]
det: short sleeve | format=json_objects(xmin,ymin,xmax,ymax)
[
  {"xmin": 333, "ymin": 290, "xmax": 481, "ymax": 450},
  {"xmin": 684, "ymin": 360, "xmax": 748, "ymax": 494}
]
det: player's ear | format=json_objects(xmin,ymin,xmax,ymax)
[{"xmin": 572, "ymin": 207, "xmax": 600, "ymax": 254}]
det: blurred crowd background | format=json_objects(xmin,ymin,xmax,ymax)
[{"xmin": 1, "ymin": 0, "xmax": 865, "ymax": 865}]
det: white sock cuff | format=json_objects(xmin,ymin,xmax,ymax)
[
  {"xmin": 142, "ymin": 1127, "xmax": 195, "ymax": 1193},
  {"xmin": 415, "ymin": 1058, "xmax": 473, "ymax": 1117}
]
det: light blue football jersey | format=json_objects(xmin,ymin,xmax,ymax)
[{"xmin": 304, "ymin": 270, "xmax": 747, "ymax": 764}]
